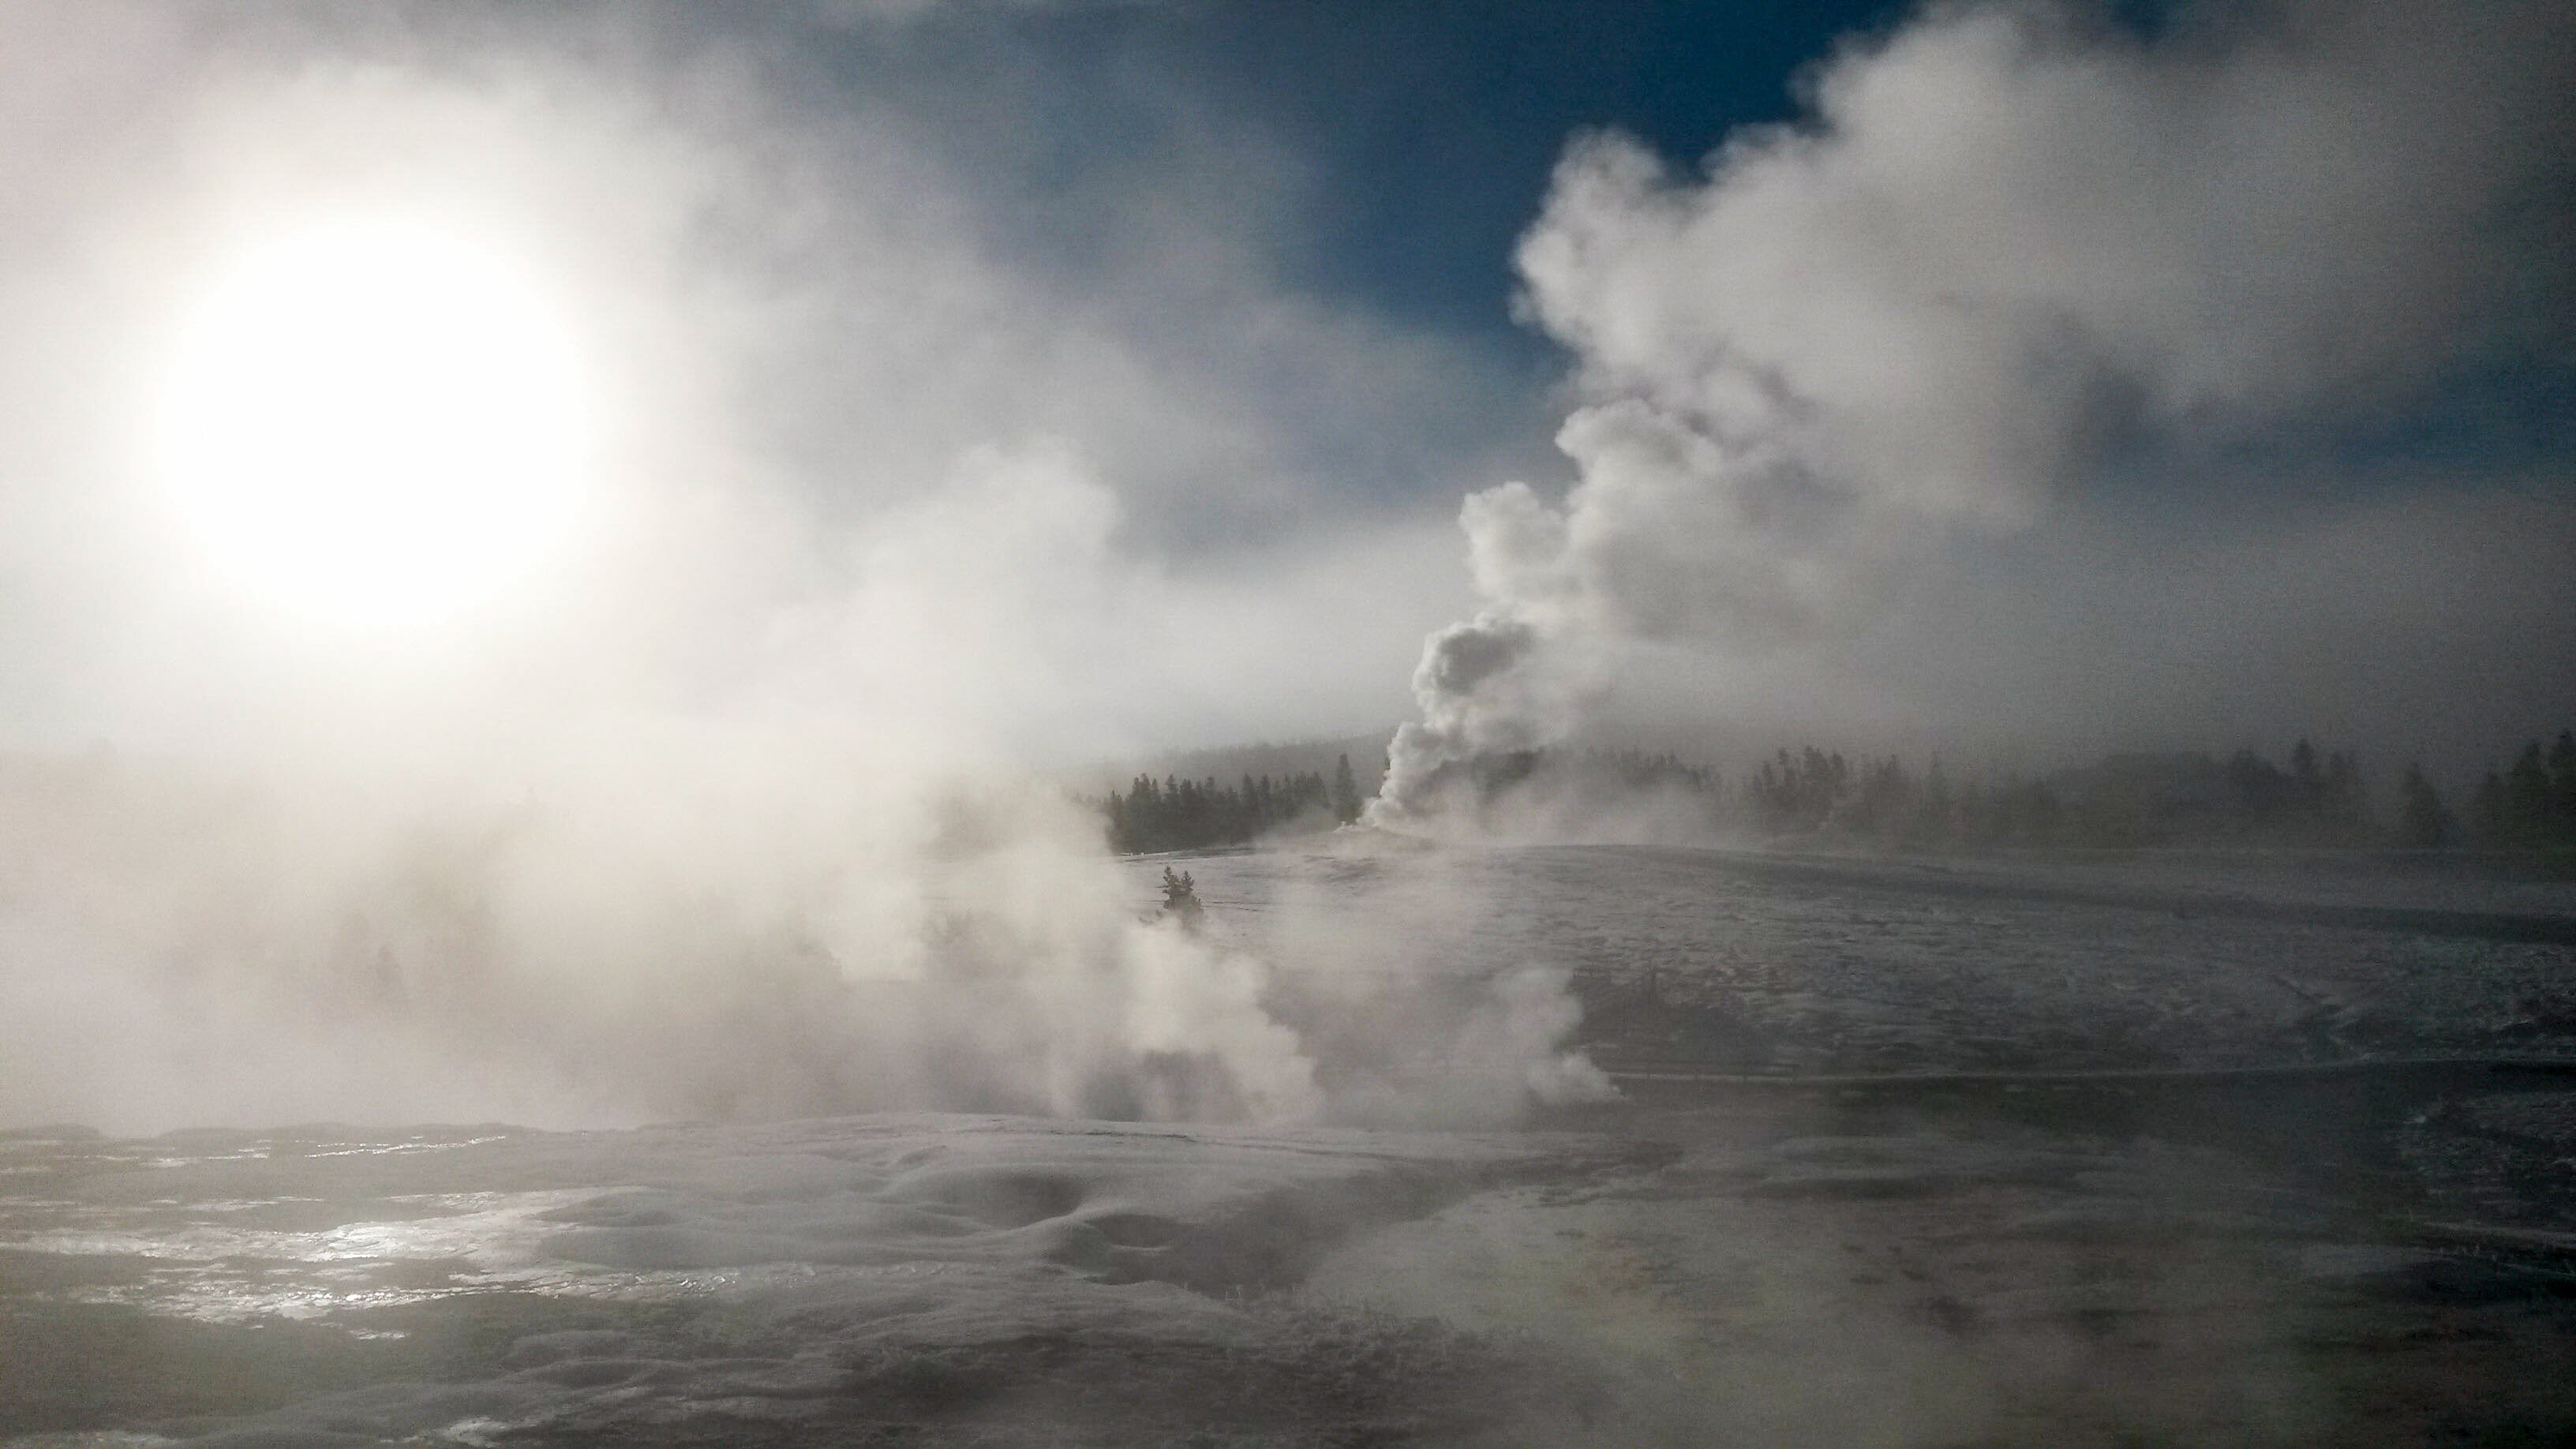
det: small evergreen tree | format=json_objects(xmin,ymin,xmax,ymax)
[
  {"xmin": 2507, "ymin": 742, "xmax": 2553, "ymax": 845},
  {"xmin": 2291, "ymin": 738, "xmax": 2320, "ymax": 792},
  {"xmin": 1159, "ymin": 867, "xmax": 1203, "ymax": 926},
  {"xmin": 2324, "ymin": 751, "xmax": 2368, "ymax": 839},
  {"xmin": 2552, "ymin": 730, "xmax": 2576, "ymax": 837},
  {"xmin": 1917, "ymin": 759, "xmax": 1956, "ymax": 845},
  {"xmin": 2471, "ymin": 770, "xmax": 2509, "ymax": 847},
  {"xmin": 1330, "ymin": 753, "xmax": 1363, "ymax": 824},
  {"xmin": 2395, "ymin": 763, "xmax": 2453, "ymax": 850}
]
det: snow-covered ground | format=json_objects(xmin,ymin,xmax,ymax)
[
  {"xmin": 1144, "ymin": 841, "xmax": 2576, "ymax": 1076},
  {"xmin": 7, "ymin": 841, "xmax": 2574, "ymax": 1445},
  {"xmin": 0, "ymin": 1116, "xmax": 1649, "ymax": 1443}
]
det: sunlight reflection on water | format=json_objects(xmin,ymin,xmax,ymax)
[{"xmin": 0, "ymin": 1131, "xmax": 633, "ymax": 1331}]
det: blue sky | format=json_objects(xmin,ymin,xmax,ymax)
[
  {"xmin": 737, "ymin": 2, "xmax": 1921, "ymax": 352},
  {"xmin": 913, "ymin": 0, "xmax": 1914, "ymax": 339}
]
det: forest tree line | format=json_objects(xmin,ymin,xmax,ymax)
[
  {"xmin": 1704, "ymin": 732, "xmax": 2576, "ymax": 854},
  {"xmin": 1095, "ymin": 730, "xmax": 2576, "ymax": 859},
  {"xmin": 2453, "ymin": 732, "xmax": 2576, "ymax": 852},
  {"xmin": 1099, "ymin": 755, "xmax": 1365, "ymax": 854},
  {"xmin": 1734, "ymin": 739, "xmax": 2379, "ymax": 849}
]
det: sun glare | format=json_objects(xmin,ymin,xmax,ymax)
[{"xmin": 155, "ymin": 216, "xmax": 591, "ymax": 628}]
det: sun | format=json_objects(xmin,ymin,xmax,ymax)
[{"xmin": 155, "ymin": 216, "xmax": 593, "ymax": 628}]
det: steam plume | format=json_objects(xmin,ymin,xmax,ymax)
[{"xmin": 1376, "ymin": 0, "xmax": 2575, "ymax": 826}]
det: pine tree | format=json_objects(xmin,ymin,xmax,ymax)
[
  {"xmin": 2324, "ymin": 751, "xmax": 2366, "ymax": 839},
  {"xmin": 1159, "ymin": 867, "xmax": 1203, "ymax": 927},
  {"xmin": 2472, "ymin": 770, "xmax": 2509, "ymax": 847},
  {"xmin": 2550, "ymin": 730, "xmax": 2576, "ymax": 841},
  {"xmin": 1330, "ymin": 753, "xmax": 1363, "ymax": 824},
  {"xmin": 1918, "ymin": 758, "xmax": 1955, "ymax": 844},
  {"xmin": 2507, "ymin": 743, "xmax": 2552, "ymax": 845},
  {"xmin": 2395, "ymin": 763, "xmax": 2452, "ymax": 850}
]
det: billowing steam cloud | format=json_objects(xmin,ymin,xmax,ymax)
[
  {"xmin": 1376, "ymin": 0, "xmax": 2575, "ymax": 826},
  {"xmin": 0, "ymin": 6, "xmax": 1586, "ymax": 1135},
  {"xmin": 0, "ymin": 441, "xmax": 1604, "ymax": 1136}
]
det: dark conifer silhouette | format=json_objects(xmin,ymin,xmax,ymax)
[
  {"xmin": 2553, "ymin": 731, "xmax": 2576, "ymax": 831},
  {"xmin": 2462, "ymin": 731, "xmax": 2576, "ymax": 858},
  {"xmin": 1097, "ymin": 725, "xmax": 2576, "ymax": 863},
  {"xmin": 2473, "ymin": 770, "xmax": 2510, "ymax": 846},
  {"xmin": 2507, "ymin": 743, "xmax": 2554, "ymax": 846},
  {"xmin": 1158, "ymin": 867, "xmax": 1203, "ymax": 927},
  {"xmin": 2396, "ymin": 763, "xmax": 2453, "ymax": 850},
  {"xmin": 1101, "ymin": 769, "xmax": 1339, "ymax": 853}
]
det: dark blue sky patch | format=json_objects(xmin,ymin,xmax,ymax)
[
  {"xmin": 762, "ymin": 1, "xmax": 1908, "ymax": 347},
  {"xmin": 1155, "ymin": 0, "xmax": 1913, "ymax": 337}
]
